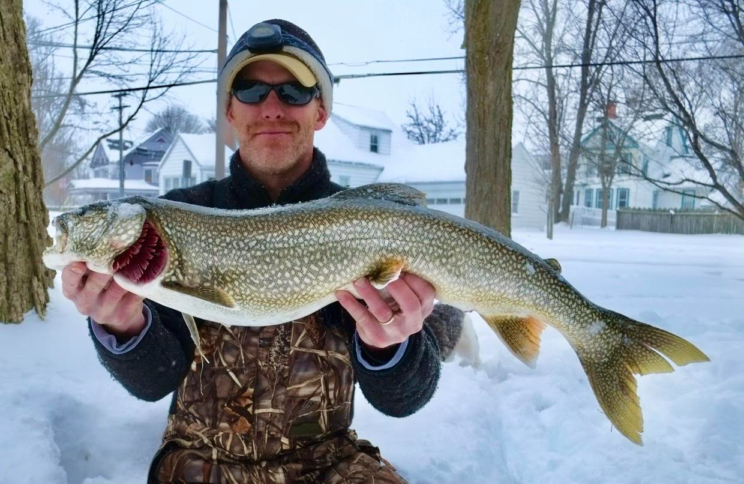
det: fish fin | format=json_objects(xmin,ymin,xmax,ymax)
[
  {"xmin": 181, "ymin": 313, "xmax": 209, "ymax": 364},
  {"xmin": 330, "ymin": 183, "xmax": 428, "ymax": 207},
  {"xmin": 482, "ymin": 314, "xmax": 546, "ymax": 368},
  {"xmin": 368, "ymin": 257, "xmax": 406, "ymax": 289},
  {"xmin": 544, "ymin": 258, "xmax": 562, "ymax": 273},
  {"xmin": 162, "ymin": 281, "xmax": 236, "ymax": 308},
  {"xmin": 576, "ymin": 309, "xmax": 710, "ymax": 446}
]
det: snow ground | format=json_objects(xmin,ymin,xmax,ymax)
[{"xmin": 1, "ymin": 225, "xmax": 742, "ymax": 484}]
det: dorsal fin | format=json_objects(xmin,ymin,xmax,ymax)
[
  {"xmin": 544, "ymin": 258, "xmax": 562, "ymax": 273},
  {"xmin": 330, "ymin": 183, "xmax": 427, "ymax": 207}
]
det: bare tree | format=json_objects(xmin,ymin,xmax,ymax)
[
  {"xmin": 515, "ymin": 0, "xmax": 576, "ymax": 238},
  {"xmin": 146, "ymin": 104, "xmax": 207, "ymax": 134},
  {"xmin": 33, "ymin": 0, "xmax": 201, "ymax": 188},
  {"xmin": 463, "ymin": 0, "xmax": 522, "ymax": 238},
  {"xmin": 623, "ymin": 0, "xmax": 744, "ymax": 220},
  {"xmin": 558, "ymin": 0, "xmax": 630, "ymax": 223},
  {"xmin": 1, "ymin": 1, "xmax": 55, "ymax": 323},
  {"xmin": 402, "ymin": 98, "xmax": 461, "ymax": 145}
]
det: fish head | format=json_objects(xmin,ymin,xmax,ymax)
[{"xmin": 43, "ymin": 199, "xmax": 147, "ymax": 274}]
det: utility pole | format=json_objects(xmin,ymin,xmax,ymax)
[
  {"xmin": 111, "ymin": 92, "xmax": 130, "ymax": 198},
  {"xmin": 215, "ymin": 0, "xmax": 228, "ymax": 180}
]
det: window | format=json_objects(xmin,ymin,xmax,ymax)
[
  {"xmin": 617, "ymin": 153, "xmax": 632, "ymax": 175},
  {"xmin": 449, "ymin": 198, "xmax": 463, "ymax": 204},
  {"xmin": 652, "ymin": 190, "xmax": 660, "ymax": 209},
  {"xmin": 642, "ymin": 156, "xmax": 650, "ymax": 176},
  {"xmin": 339, "ymin": 175, "xmax": 350, "ymax": 187},
  {"xmin": 144, "ymin": 169, "xmax": 154, "ymax": 184},
  {"xmin": 616, "ymin": 188, "xmax": 630, "ymax": 209},
  {"xmin": 575, "ymin": 191, "xmax": 580, "ymax": 206},
  {"xmin": 512, "ymin": 190, "xmax": 520, "ymax": 214},
  {"xmin": 585, "ymin": 188, "xmax": 593, "ymax": 208},
  {"xmin": 370, "ymin": 133, "xmax": 379, "ymax": 153},
  {"xmin": 665, "ymin": 126, "xmax": 673, "ymax": 147},
  {"xmin": 586, "ymin": 163, "xmax": 597, "ymax": 177},
  {"xmin": 681, "ymin": 189, "xmax": 696, "ymax": 209},
  {"xmin": 435, "ymin": 198, "xmax": 447, "ymax": 204},
  {"xmin": 595, "ymin": 188, "xmax": 614, "ymax": 209}
]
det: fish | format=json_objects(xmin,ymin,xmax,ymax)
[{"xmin": 42, "ymin": 183, "xmax": 709, "ymax": 445}]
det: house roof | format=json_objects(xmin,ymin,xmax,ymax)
[
  {"xmin": 161, "ymin": 133, "xmax": 235, "ymax": 170},
  {"xmin": 332, "ymin": 103, "xmax": 396, "ymax": 131},
  {"xmin": 316, "ymin": 118, "xmax": 402, "ymax": 168}
]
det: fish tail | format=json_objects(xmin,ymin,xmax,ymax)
[{"xmin": 575, "ymin": 308, "xmax": 709, "ymax": 445}]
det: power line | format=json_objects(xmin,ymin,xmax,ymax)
[
  {"xmin": 31, "ymin": 78, "xmax": 217, "ymax": 99},
  {"xmin": 158, "ymin": 1, "xmax": 218, "ymax": 33},
  {"xmin": 28, "ymin": 40, "xmax": 216, "ymax": 54},
  {"xmin": 328, "ymin": 55, "xmax": 464, "ymax": 67},
  {"xmin": 30, "ymin": 53, "xmax": 744, "ymax": 99}
]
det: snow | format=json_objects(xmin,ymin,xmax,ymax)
[
  {"xmin": 1, "ymin": 224, "xmax": 743, "ymax": 483},
  {"xmin": 69, "ymin": 178, "xmax": 159, "ymax": 192},
  {"xmin": 178, "ymin": 133, "xmax": 235, "ymax": 168},
  {"xmin": 378, "ymin": 139, "xmax": 466, "ymax": 183},
  {"xmin": 333, "ymin": 103, "xmax": 397, "ymax": 131}
]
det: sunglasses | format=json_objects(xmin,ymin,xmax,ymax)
[{"xmin": 231, "ymin": 80, "xmax": 319, "ymax": 106}]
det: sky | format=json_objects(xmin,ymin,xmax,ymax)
[{"xmin": 23, "ymin": 0, "xmax": 474, "ymax": 146}]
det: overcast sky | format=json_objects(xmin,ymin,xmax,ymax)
[{"xmin": 24, "ymin": 0, "xmax": 480, "ymax": 145}]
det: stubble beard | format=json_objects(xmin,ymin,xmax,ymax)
[{"xmin": 240, "ymin": 121, "xmax": 314, "ymax": 177}]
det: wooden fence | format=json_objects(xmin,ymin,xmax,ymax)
[{"xmin": 616, "ymin": 209, "xmax": 744, "ymax": 235}]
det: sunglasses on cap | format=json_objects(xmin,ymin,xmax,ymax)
[{"xmin": 231, "ymin": 80, "xmax": 319, "ymax": 106}]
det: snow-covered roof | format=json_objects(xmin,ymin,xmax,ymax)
[
  {"xmin": 659, "ymin": 157, "xmax": 714, "ymax": 188},
  {"xmin": 332, "ymin": 103, "xmax": 396, "ymax": 131},
  {"xmin": 69, "ymin": 178, "xmax": 159, "ymax": 191},
  {"xmin": 378, "ymin": 139, "xmax": 466, "ymax": 183},
  {"xmin": 315, "ymin": 118, "xmax": 404, "ymax": 168},
  {"xmin": 170, "ymin": 133, "xmax": 235, "ymax": 169},
  {"xmin": 100, "ymin": 140, "xmax": 133, "ymax": 163}
]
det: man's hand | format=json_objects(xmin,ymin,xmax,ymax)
[
  {"xmin": 335, "ymin": 273, "xmax": 435, "ymax": 357},
  {"xmin": 61, "ymin": 261, "xmax": 146, "ymax": 340}
]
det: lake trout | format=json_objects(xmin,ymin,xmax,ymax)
[{"xmin": 42, "ymin": 183, "xmax": 709, "ymax": 445}]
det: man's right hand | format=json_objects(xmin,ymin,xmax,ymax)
[{"xmin": 62, "ymin": 261, "xmax": 147, "ymax": 341}]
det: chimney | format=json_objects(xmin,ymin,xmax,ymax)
[{"xmin": 606, "ymin": 101, "xmax": 617, "ymax": 119}]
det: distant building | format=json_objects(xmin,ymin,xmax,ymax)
[
  {"xmin": 157, "ymin": 133, "xmax": 234, "ymax": 194},
  {"xmin": 70, "ymin": 128, "xmax": 174, "ymax": 203},
  {"xmin": 573, "ymin": 115, "xmax": 713, "ymax": 212}
]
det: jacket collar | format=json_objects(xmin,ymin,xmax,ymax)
[{"xmin": 226, "ymin": 147, "xmax": 334, "ymax": 209}]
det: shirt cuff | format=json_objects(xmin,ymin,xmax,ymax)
[
  {"xmin": 354, "ymin": 332, "xmax": 409, "ymax": 371},
  {"xmin": 91, "ymin": 305, "xmax": 153, "ymax": 355}
]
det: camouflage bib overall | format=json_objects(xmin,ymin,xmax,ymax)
[{"xmin": 151, "ymin": 312, "xmax": 406, "ymax": 483}]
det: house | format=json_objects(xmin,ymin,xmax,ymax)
[
  {"xmin": 70, "ymin": 128, "xmax": 174, "ymax": 203},
  {"xmin": 157, "ymin": 133, "xmax": 235, "ymax": 194},
  {"xmin": 377, "ymin": 140, "xmax": 547, "ymax": 230},
  {"xmin": 572, "ymin": 114, "xmax": 712, "ymax": 212}
]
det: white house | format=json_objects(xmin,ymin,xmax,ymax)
[
  {"xmin": 157, "ymin": 133, "xmax": 234, "ymax": 195},
  {"xmin": 573, "ymin": 115, "xmax": 712, "ymax": 212}
]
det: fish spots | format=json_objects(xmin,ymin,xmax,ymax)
[
  {"xmin": 524, "ymin": 261, "xmax": 536, "ymax": 276},
  {"xmin": 588, "ymin": 321, "xmax": 606, "ymax": 335}
]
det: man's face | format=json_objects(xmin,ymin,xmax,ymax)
[{"xmin": 226, "ymin": 60, "xmax": 328, "ymax": 176}]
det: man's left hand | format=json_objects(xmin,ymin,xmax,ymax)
[{"xmin": 335, "ymin": 273, "xmax": 435, "ymax": 356}]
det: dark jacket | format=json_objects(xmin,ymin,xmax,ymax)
[{"xmin": 89, "ymin": 148, "xmax": 460, "ymax": 418}]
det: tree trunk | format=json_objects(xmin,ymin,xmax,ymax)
[
  {"xmin": 559, "ymin": 0, "xmax": 597, "ymax": 223},
  {"xmin": 464, "ymin": 0, "xmax": 521, "ymax": 238},
  {"xmin": 0, "ymin": 0, "xmax": 55, "ymax": 323}
]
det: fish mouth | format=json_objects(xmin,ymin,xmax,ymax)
[{"xmin": 112, "ymin": 221, "xmax": 168, "ymax": 284}]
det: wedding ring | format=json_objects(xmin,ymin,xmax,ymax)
[{"xmin": 379, "ymin": 313, "xmax": 396, "ymax": 326}]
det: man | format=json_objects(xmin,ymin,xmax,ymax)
[{"xmin": 61, "ymin": 19, "xmax": 465, "ymax": 483}]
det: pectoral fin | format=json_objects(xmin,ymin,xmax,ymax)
[
  {"xmin": 368, "ymin": 257, "xmax": 406, "ymax": 289},
  {"xmin": 182, "ymin": 312, "xmax": 209, "ymax": 364},
  {"xmin": 482, "ymin": 314, "xmax": 547, "ymax": 368},
  {"xmin": 162, "ymin": 281, "xmax": 236, "ymax": 308}
]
